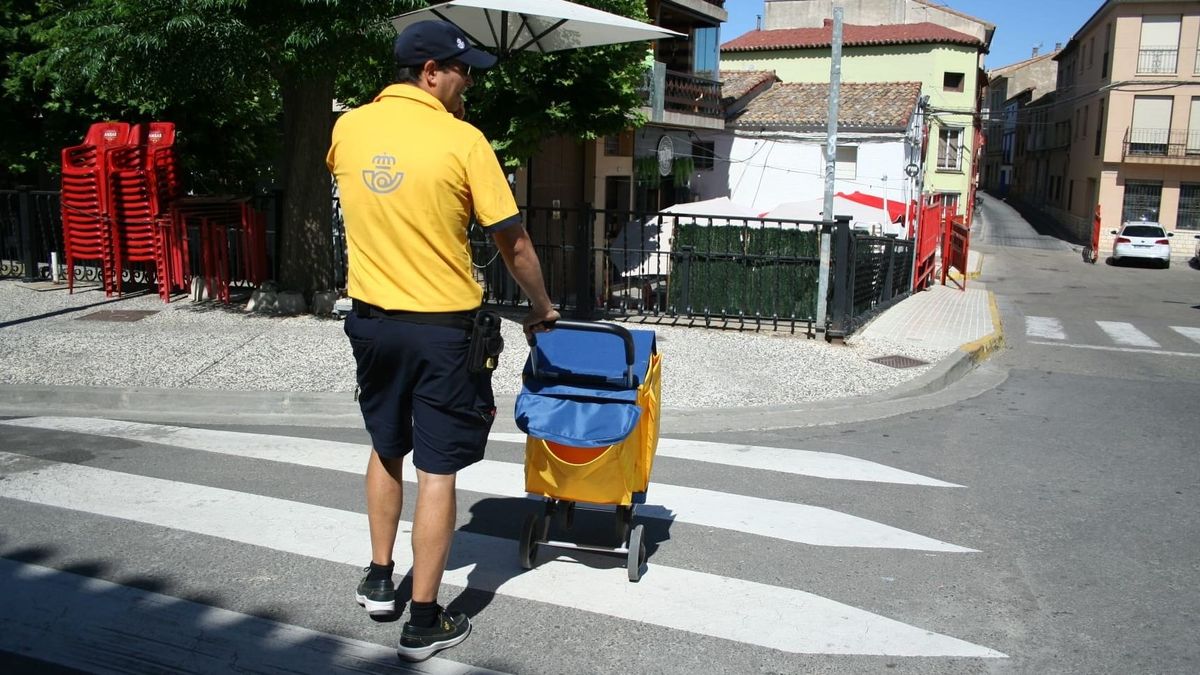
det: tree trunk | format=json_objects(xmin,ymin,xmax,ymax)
[{"xmin": 277, "ymin": 72, "xmax": 335, "ymax": 296}]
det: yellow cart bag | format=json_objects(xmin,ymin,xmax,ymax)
[{"xmin": 514, "ymin": 320, "xmax": 661, "ymax": 581}]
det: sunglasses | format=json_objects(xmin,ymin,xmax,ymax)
[{"xmin": 441, "ymin": 61, "xmax": 472, "ymax": 78}]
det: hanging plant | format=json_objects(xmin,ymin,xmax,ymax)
[
  {"xmin": 672, "ymin": 156, "xmax": 695, "ymax": 187},
  {"xmin": 634, "ymin": 156, "xmax": 659, "ymax": 185}
]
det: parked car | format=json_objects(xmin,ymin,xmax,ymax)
[
  {"xmin": 1110, "ymin": 222, "xmax": 1173, "ymax": 268},
  {"xmin": 1194, "ymin": 234, "xmax": 1200, "ymax": 265}
]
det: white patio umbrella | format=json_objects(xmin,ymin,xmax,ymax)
[
  {"xmin": 390, "ymin": 0, "xmax": 683, "ymax": 56},
  {"xmin": 609, "ymin": 197, "xmax": 761, "ymax": 278}
]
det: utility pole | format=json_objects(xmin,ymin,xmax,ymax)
[{"xmin": 815, "ymin": 7, "xmax": 842, "ymax": 332}]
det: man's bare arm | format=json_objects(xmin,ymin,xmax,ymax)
[{"xmin": 491, "ymin": 224, "xmax": 560, "ymax": 339}]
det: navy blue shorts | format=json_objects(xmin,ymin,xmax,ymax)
[{"xmin": 344, "ymin": 312, "xmax": 496, "ymax": 474}]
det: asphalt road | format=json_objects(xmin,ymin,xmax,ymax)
[{"xmin": 1, "ymin": 197, "xmax": 1198, "ymax": 674}]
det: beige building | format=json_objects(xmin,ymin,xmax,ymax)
[
  {"xmin": 1035, "ymin": 0, "xmax": 1200, "ymax": 260},
  {"xmin": 982, "ymin": 50, "xmax": 1060, "ymax": 194}
]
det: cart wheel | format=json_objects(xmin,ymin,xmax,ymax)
[
  {"xmin": 627, "ymin": 524, "xmax": 646, "ymax": 582},
  {"xmin": 519, "ymin": 513, "xmax": 540, "ymax": 570},
  {"xmin": 555, "ymin": 501, "xmax": 576, "ymax": 530},
  {"xmin": 614, "ymin": 505, "xmax": 632, "ymax": 544}
]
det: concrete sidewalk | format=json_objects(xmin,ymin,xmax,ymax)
[{"xmin": 0, "ymin": 267, "xmax": 1002, "ymax": 431}]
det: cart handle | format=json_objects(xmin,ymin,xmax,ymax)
[{"xmin": 530, "ymin": 320, "xmax": 636, "ymax": 389}]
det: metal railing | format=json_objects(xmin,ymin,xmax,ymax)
[
  {"xmin": 827, "ymin": 218, "xmax": 914, "ymax": 339},
  {"xmin": 0, "ymin": 189, "xmax": 63, "ymax": 280},
  {"xmin": 2, "ymin": 187, "xmax": 280, "ymax": 288},
  {"xmin": 663, "ymin": 70, "xmax": 723, "ymax": 119},
  {"xmin": 469, "ymin": 205, "xmax": 828, "ymax": 332},
  {"xmin": 1123, "ymin": 127, "xmax": 1200, "ymax": 159},
  {"xmin": 1137, "ymin": 48, "xmax": 1178, "ymax": 74}
]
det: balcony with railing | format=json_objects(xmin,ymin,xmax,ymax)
[
  {"xmin": 1122, "ymin": 127, "xmax": 1200, "ymax": 163},
  {"xmin": 1137, "ymin": 47, "xmax": 1178, "ymax": 74},
  {"xmin": 640, "ymin": 63, "xmax": 724, "ymax": 128}
]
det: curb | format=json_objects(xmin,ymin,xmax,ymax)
[
  {"xmin": 958, "ymin": 291, "xmax": 1005, "ymax": 363},
  {"xmin": 0, "ymin": 295, "xmax": 1010, "ymax": 434}
]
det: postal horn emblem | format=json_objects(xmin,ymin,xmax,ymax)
[{"xmin": 363, "ymin": 153, "xmax": 404, "ymax": 194}]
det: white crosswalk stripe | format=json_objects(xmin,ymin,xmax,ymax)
[
  {"xmin": 1025, "ymin": 316, "xmax": 1066, "ymax": 340},
  {"xmin": 1022, "ymin": 316, "xmax": 1200, "ymax": 353},
  {"xmin": 1171, "ymin": 326, "xmax": 1200, "ymax": 345},
  {"xmin": 4, "ymin": 417, "xmax": 975, "ymax": 551},
  {"xmin": 0, "ymin": 417, "xmax": 1006, "ymax": 663},
  {"xmin": 1094, "ymin": 321, "xmax": 1161, "ymax": 348}
]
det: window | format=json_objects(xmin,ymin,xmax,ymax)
[
  {"xmin": 937, "ymin": 127, "xmax": 962, "ymax": 170},
  {"xmin": 1130, "ymin": 95, "xmax": 1174, "ymax": 155},
  {"xmin": 1089, "ymin": 37, "xmax": 1096, "ymax": 67},
  {"xmin": 943, "ymin": 72, "xmax": 965, "ymax": 92},
  {"xmin": 1095, "ymin": 100, "xmax": 1105, "ymax": 156},
  {"xmin": 1068, "ymin": 180, "xmax": 1075, "ymax": 210},
  {"xmin": 692, "ymin": 26, "xmax": 720, "ymax": 81},
  {"xmin": 937, "ymin": 192, "xmax": 960, "ymax": 213},
  {"xmin": 604, "ymin": 131, "xmax": 633, "ymax": 156},
  {"xmin": 692, "ymin": 141, "xmax": 715, "ymax": 170},
  {"xmin": 1122, "ymin": 180, "xmax": 1162, "ymax": 222},
  {"xmin": 1178, "ymin": 183, "xmax": 1200, "ymax": 229},
  {"xmin": 1082, "ymin": 104, "xmax": 1089, "ymax": 139},
  {"xmin": 1102, "ymin": 23, "xmax": 1111, "ymax": 78},
  {"xmin": 1138, "ymin": 16, "xmax": 1180, "ymax": 74},
  {"xmin": 835, "ymin": 146, "xmax": 857, "ymax": 178}
]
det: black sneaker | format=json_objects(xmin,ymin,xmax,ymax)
[
  {"xmin": 354, "ymin": 567, "xmax": 396, "ymax": 616},
  {"xmin": 396, "ymin": 609, "xmax": 471, "ymax": 662}
]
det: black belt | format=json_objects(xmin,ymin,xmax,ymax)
[{"xmin": 352, "ymin": 299, "xmax": 476, "ymax": 330}]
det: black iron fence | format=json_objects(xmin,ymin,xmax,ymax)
[
  {"xmin": 0, "ymin": 188, "xmax": 63, "ymax": 280},
  {"xmin": 9, "ymin": 192, "xmax": 911, "ymax": 337},
  {"xmin": 1, "ymin": 187, "xmax": 280, "ymax": 287},
  {"xmin": 827, "ymin": 218, "xmax": 914, "ymax": 339}
]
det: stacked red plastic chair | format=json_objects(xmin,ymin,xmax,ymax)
[
  {"xmin": 60, "ymin": 122, "xmax": 133, "ymax": 295},
  {"xmin": 108, "ymin": 122, "xmax": 182, "ymax": 299}
]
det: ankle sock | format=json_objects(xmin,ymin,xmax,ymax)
[
  {"xmin": 409, "ymin": 600, "xmax": 440, "ymax": 628},
  {"xmin": 366, "ymin": 561, "xmax": 394, "ymax": 582}
]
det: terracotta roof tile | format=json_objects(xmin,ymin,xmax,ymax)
[
  {"xmin": 721, "ymin": 22, "xmax": 984, "ymax": 52},
  {"xmin": 729, "ymin": 81, "xmax": 923, "ymax": 130},
  {"xmin": 720, "ymin": 70, "xmax": 779, "ymax": 102}
]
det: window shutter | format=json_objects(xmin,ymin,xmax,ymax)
[{"xmin": 1140, "ymin": 16, "xmax": 1180, "ymax": 49}]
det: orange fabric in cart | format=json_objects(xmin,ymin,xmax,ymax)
[{"xmin": 524, "ymin": 352, "xmax": 662, "ymax": 506}]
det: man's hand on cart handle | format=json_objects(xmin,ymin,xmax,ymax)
[{"xmin": 523, "ymin": 306, "xmax": 561, "ymax": 345}]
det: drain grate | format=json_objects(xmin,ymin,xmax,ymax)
[
  {"xmin": 76, "ymin": 310, "xmax": 160, "ymax": 322},
  {"xmin": 869, "ymin": 354, "xmax": 929, "ymax": 369}
]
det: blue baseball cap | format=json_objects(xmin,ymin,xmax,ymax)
[{"xmin": 394, "ymin": 20, "xmax": 498, "ymax": 70}]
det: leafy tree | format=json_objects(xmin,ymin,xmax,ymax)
[{"xmin": 8, "ymin": 0, "xmax": 651, "ymax": 292}]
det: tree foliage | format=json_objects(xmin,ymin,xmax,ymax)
[{"xmin": 3, "ymin": 0, "xmax": 653, "ymax": 289}]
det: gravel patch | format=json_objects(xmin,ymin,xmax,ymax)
[{"xmin": 0, "ymin": 280, "xmax": 956, "ymax": 409}]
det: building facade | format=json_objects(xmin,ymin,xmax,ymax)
[
  {"xmin": 1033, "ymin": 0, "xmax": 1200, "ymax": 259},
  {"xmin": 690, "ymin": 77, "xmax": 923, "ymax": 222},
  {"xmin": 720, "ymin": 20, "xmax": 989, "ymax": 217},
  {"xmin": 981, "ymin": 49, "xmax": 1060, "ymax": 194}
]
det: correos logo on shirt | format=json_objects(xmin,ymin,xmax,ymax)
[{"xmin": 362, "ymin": 153, "xmax": 404, "ymax": 194}]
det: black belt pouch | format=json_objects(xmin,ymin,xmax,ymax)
[{"xmin": 467, "ymin": 311, "xmax": 504, "ymax": 374}]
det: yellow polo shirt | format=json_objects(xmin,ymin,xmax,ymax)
[{"xmin": 327, "ymin": 84, "xmax": 520, "ymax": 312}]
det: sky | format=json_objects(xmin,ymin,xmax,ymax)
[{"xmin": 721, "ymin": 0, "xmax": 1102, "ymax": 69}]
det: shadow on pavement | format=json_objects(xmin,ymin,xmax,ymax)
[{"xmin": 0, "ymin": 542, "xmax": 436, "ymax": 674}]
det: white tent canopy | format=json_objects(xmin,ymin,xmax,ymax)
[
  {"xmin": 390, "ymin": 0, "xmax": 683, "ymax": 56},
  {"xmin": 608, "ymin": 197, "xmax": 762, "ymax": 278},
  {"xmin": 760, "ymin": 196, "xmax": 905, "ymax": 236}
]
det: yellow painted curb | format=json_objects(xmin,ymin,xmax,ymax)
[
  {"xmin": 959, "ymin": 291, "xmax": 1004, "ymax": 363},
  {"xmin": 947, "ymin": 252, "xmax": 985, "ymax": 281}
]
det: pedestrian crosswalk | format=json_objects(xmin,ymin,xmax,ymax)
[
  {"xmin": 0, "ymin": 416, "xmax": 1007, "ymax": 672},
  {"xmin": 1022, "ymin": 316, "xmax": 1200, "ymax": 354}
]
